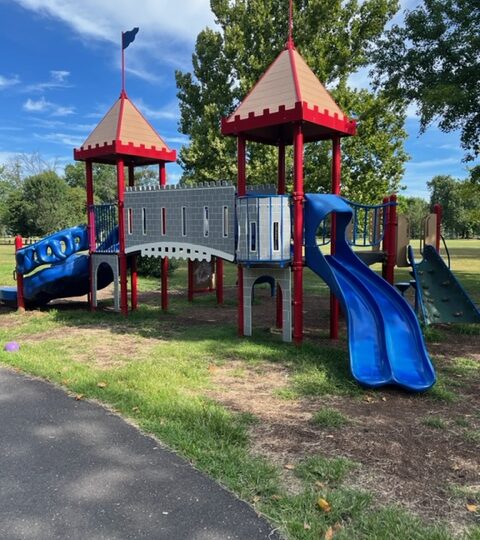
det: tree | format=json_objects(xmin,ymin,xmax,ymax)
[
  {"xmin": 176, "ymin": 0, "xmax": 408, "ymax": 203},
  {"xmin": 64, "ymin": 162, "xmax": 160, "ymax": 202},
  {"xmin": 397, "ymin": 195, "xmax": 430, "ymax": 239},
  {"xmin": 427, "ymin": 174, "xmax": 480, "ymax": 238},
  {"xmin": 373, "ymin": 0, "xmax": 480, "ymax": 161},
  {"xmin": 4, "ymin": 172, "xmax": 85, "ymax": 237}
]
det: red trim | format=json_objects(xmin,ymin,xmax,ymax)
[
  {"xmin": 74, "ymin": 142, "xmax": 176, "ymax": 164},
  {"xmin": 161, "ymin": 258, "xmax": 168, "ymax": 310},
  {"xmin": 222, "ymin": 102, "xmax": 356, "ymax": 140},
  {"xmin": 434, "ymin": 203, "xmax": 442, "ymax": 253},
  {"xmin": 238, "ymin": 266, "xmax": 244, "ymax": 336},
  {"xmin": 216, "ymin": 258, "xmax": 224, "ymax": 305},
  {"xmin": 288, "ymin": 47, "xmax": 302, "ymax": 103},
  {"xmin": 330, "ymin": 137, "xmax": 341, "ymax": 340},
  {"xmin": 293, "ymin": 123, "xmax": 304, "ymax": 344},
  {"xmin": 15, "ymin": 235, "xmax": 25, "ymax": 311}
]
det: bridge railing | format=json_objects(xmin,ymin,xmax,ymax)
[
  {"xmin": 92, "ymin": 204, "xmax": 119, "ymax": 253},
  {"xmin": 315, "ymin": 198, "xmax": 395, "ymax": 248}
]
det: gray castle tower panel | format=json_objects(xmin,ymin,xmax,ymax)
[{"xmin": 236, "ymin": 195, "xmax": 291, "ymax": 265}]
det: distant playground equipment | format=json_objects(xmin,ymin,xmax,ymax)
[{"xmin": 1, "ymin": 18, "xmax": 477, "ymax": 391}]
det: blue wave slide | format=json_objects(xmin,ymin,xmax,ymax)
[
  {"xmin": 0, "ymin": 225, "xmax": 117, "ymax": 307},
  {"xmin": 304, "ymin": 194, "xmax": 436, "ymax": 392}
]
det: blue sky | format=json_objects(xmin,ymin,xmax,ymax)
[{"xmin": 0, "ymin": 0, "xmax": 475, "ymax": 199}]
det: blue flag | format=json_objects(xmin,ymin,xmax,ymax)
[{"xmin": 122, "ymin": 27, "xmax": 139, "ymax": 50}]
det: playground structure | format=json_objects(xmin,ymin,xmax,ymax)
[{"xmin": 1, "ymin": 19, "xmax": 479, "ymax": 392}]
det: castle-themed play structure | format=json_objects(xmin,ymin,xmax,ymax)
[{"xmin": 1, "ymin": 21, "xmax": 479, "ymax": 392}]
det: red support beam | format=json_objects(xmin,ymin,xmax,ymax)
[
  {"xmin": 382, "ymin": 196, "xmax": 389, "ymax": 281},
  {"xmin": 127, "ymin": 164, "xmax": 138, "ymax": 310},
  {"xmin": 216, "ymin": 258, "xmax": 224, "ymax": 305},
  {"xmin": 276, "ymin": 285, "xmax": 283, "ymax": 329},
  {"xmin": 117, "ymin": 159, "xmax": 128, "ymax": 315},
  {"xmin": 276, "ymin": 142, "xmax": 286, "ymax": 328},
  {"xmin": 330, "ymin": 137, "xmax": 341, "ymax": 340},
  {"xmin": 187, "ymin": 259, "xmax": 194, "ymax": 302},
  {"xmin": 434, "ymin": 203, "xmax": 442, "ymax": 253},
  {"xmin": 159, "ymin": 161, "xmax": 168, "ymax": 310},
  {"xmin": 384, "ymin": 194, "xmax": 397, "ymax": 285},
  {"xmin": 292, "ymin": 123, "xmax": 304, "ymax": 344},
  {"xmin": 15, "ymin": 235, "xmax": 25, "ymax": 312},
  {"xmin": 86, "ymin": 161, "xmax": 96, "ymax": 311},
  {"xmin": 237, "ymin": 136, "xmax": 246, "ymax": 336}
]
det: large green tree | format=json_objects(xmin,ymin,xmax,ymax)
[
  {"xmin": 176, "ymin": 0, "xmax": 408, "ymax": 203},
  {"xmin": 397, "ymin": 195, "xmax": 430, "ymax": 239},
  {"xmin": 373, "ymin": 0, "xmax": 480, "ymax": 161},
  {"xmin": 4, "ymin": 172, "xmax": 85, "ymax": 237}
]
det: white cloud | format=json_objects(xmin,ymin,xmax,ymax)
[
  {"xmin": 13, "ymin": 0, "xmax": 215, "ymax": 45},
  {"xmin": 34, "ymin": 131, "xmax": 84, "ymax": 147},
  {"xmin": 23, "ymin": 97, "xmax": 75, "ymax": 116},
  {"xmin": 25, "ymin": 70, "xmax": 72, "ymax": 92},
  {"xmin": 0, "ymin": 75, "xmax": 20, "ymax": 89},
  {"xmin": 134, "ymin": 98, "xmax": 179, "ymax": 121}
]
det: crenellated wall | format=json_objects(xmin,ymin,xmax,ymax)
[{"xmin": 124, "ymin": 182, "xmax": 237, "ymax": 262}]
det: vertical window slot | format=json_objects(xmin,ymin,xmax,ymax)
[
  {"xmin": 127, "ymin": 208, "xmax": 133, "ymax": 235},
  {"xmin": 250, "ymin": 222, "xmax": 257, "ymax": 252},
  {"xmin": 203, "ymin": 206, "xmax": 209, "ymax": 237},
  {"xmin": 181, "ymin": 207, "xmax": 187, "ymax": 237},
  {"xmin": 161, "ymin": 208, "xmax": 167, "ymax": 236},
  {"xmin": 273, "ymin": 222, "xmax": 279, "ymax": 252},
  {"xmin": 222, "ymin": 206, "xmax": 228, "ymax": 238},
  {"xmin": 142, "ymin": 208, "xmax": 147, "ymax": 235}
]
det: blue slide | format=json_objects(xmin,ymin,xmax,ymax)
[
  {"xmin": 0, "ymin": 225, "xmax": 116, "ymax": 308},
  {"xmin": 304, "ymin": 194, "xmax": 436, "ymax": 392}
]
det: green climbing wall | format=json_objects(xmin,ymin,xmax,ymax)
[{"xmin": 415, "ymin": 245, "xmax": 480, "ymax": 325}]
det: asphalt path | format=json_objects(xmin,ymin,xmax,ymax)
[{"xmin": 0, "ymin": 367, "xmax": 280, "ymax": 540}]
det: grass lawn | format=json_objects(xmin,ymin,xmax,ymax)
[{"xmin": 0, "ymin": 240, "xmax": 479, "ymax": 539}]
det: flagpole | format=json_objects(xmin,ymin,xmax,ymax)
[{"xmin": 121, "ymin": 32, "xmax": 125, "ymax": 95}]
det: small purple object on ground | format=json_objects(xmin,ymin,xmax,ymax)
[{"xmin": 4, "ymin": 342, "xmax": 20, "ymax": 352}]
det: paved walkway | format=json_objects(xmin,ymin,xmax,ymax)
[{"xmin": 0, "ymin": 368, "xmax": 280, "ymax": 540}]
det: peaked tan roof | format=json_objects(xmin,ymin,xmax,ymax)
[
  {"xmin": 74, "ymin": 93, "xmax": 176, "ymax": 165},
  {"xmin": 228, "ymin": 48, "xmax": 343, "ymax": 121},
  {"xmin": 222, "ymin": 45, "xmax": 356, "ymax": 144}
]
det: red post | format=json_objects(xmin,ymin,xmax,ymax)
[
  {"xmin": 159, "ymin": 161, "xmax": 168, "ymax": 310},
  {"xmin": 293, "ymin": 124, "xmax": 304, "ymax": 344},
  {"xmin": 15, "ymin": 235, "xmax": 25, "ymax": 312},
  {"xmin": 216, "ymin": 258, "xmax": 224, "ymax": 305},
  {"xmin": 159, "ymin": 162, "xmax": 166, "ymax": 187},
  {"xmin": 385, "ymin": 194, "xmax": 397, "ymax": 285},
  {"xmin": 128, "ymin": 164, "xmax": 138, "ymax": 310},
  {"xmin": 382, "ymin": 196, "xmax": 389, "ymax": 281},
  {"xmin": 187, "ymin": 259, "xmax": 194, "ymax": 302},
  {"xmin": 276, "ymin": 285, "xmax": 283, "ymax": 329},
  {"xmin": 86, "ymin": 161, "xmax": 96, "ymax": 311},
  {"xmin": 117, "ymin": 159, "xmax": 128, "ymax": 315},
  {"xmin": 434, "ymin": 203, "xmax": 442, "ymax": 253},
  {"xmin": 330, "ymin": 137, "xmax": 341, "ymax": 340},
  {"xmin": 276, "ymin": 142, "xmax": 286, "ymax": 327},
  {"xmin": 237, "ymin": 135, "xmax": 246, "ymax": 336}
]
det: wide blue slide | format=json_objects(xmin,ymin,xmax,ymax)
[
  {"xmin": 304, "ymin": 194, "xmax": 436, "ymax": 391},
  {"xmin": 0, "ymin": 225, "xmax": 116, "ymax": 308}
]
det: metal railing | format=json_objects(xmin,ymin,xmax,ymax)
[{"xmin": 92, "ymin": 204, "xmax": 118, "ymax": 253}]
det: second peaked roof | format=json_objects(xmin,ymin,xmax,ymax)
[
  {"xmin": 74, "ymin": 93, "xmax": 176, "ymax": 165},
  {"xmin": 222, "ymin": 46, "xmax": 356, "ymax": 144}
]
